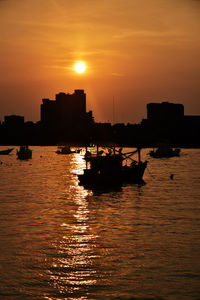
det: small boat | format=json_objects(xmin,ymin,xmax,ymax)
[
  {"xmin": 56, "ymin": 146, "xmax": 81, "ymax": 155},
  {"xmin": 0, "ymin": 148, "xmax": 14, "ymax": 155},
  {"xmin": 149, "ymin": 145, "xmax": 180, "ymax": 158},
  {"xmin": 77, "ymin": 146, "xmax": 147, "ymax": 190},
  {"xmin": 17, "ymin": 146, "xmax": 32, "ymax": 160}
]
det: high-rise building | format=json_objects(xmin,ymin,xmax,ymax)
[
  {"xmin": 147, "ymin": 102, "xmax": 184, "ymax": 121},
  {"xmin": 41, "ymin": 89, "xmax": 93, "ymax": 128},
  {"xmin": 40, "ymin": 89, "xmax": 94, "ymax": 143}
]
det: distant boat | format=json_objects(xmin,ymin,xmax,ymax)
[
  {"xmin": 17, "ymin": 146, "xmax": 32, "ymax": 160},
  {"xmin": 78, "ymin": 146, "xmax": 147, "ymax": 190},
  {"xmin": 149, "ymin": 145, "xmax": 180, "ymax": 158},
  {"xmin": 0, "ymin": 148, "xmax": 14, "ymax": 155},
  {"xmin": 56, "ymin": 146, "xmax": 81, "ymax": 155}
]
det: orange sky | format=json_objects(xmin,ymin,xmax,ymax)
[{"xmin": 0, "ymin": 0, "xmax": 200, "ymax": 123}]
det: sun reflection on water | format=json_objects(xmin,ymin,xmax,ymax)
[{"xmin": 48, "ymin": 166, "xmax": 98, "ymax": 297}]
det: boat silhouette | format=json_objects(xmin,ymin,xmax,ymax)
[
  {"xmin": 149, "ymin": 144, "xmax": 180, "ymax": 158},
  {"xmin": 17, "ymin": 146, "xmax": 32, "ymax": 160},
  {"xmin": 78, "ymin": 146, "xmax": 147, "ymax": 190},
  {"xmin": 56, "ymin": 146, "xmax": 81, "ymax": 154},
  {"xmin": 0, "ymin": 148, "xmax": 14, "ymax": 155}
]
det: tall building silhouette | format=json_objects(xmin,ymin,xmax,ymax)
[
  {"xmin": 147, "ymin": 102, "xmax": 184, "ymax": 121},
  {"xmin": 41, "ymin": 89, "xmax": 93, "ymax": 126},
  {"xmin": 40, "ymin": 89, "xmax": 94, "ymax": 143},
  {"xmin": 142, "ymin": 101, "xmax": 200, "ymax": 146}
]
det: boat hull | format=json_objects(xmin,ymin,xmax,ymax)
[
  {"xmin": 122, "ymin": 161, "xmax": 147, "ymax": 183},
  {"xmin": 56, "ymin": 150, "xmax": 77, "ymax": 154},
  {"xmin": 56, "ymin": 147, "xmax": 81, "ymax": 154},
  {"xmin": 78, "ymin": 161, "xmax": 147, "ymax": 189},
  {"xmin": 149, "ymin": 148, "xmax": 180, "ymax": 158},
  {"xmin": 17, "ymin": 150, "xmax": 32, "ymax": 160},
  {"xmin": 78, "ymin": 172, "xmax": 122, "ymax": 189},
  {"xmin": 0, "ymin": 148, "xmax": 14, "ymax": 155}
]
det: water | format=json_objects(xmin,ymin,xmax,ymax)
[{"xmin": 0, "ymin": 147, "xmax": 200, "ymax": 300}]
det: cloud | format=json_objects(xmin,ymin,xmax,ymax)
[{"xmin": 111, "ymin": 72, "xmax": 125, "ymax": 77}]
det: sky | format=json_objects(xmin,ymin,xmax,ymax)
[{"xmin": 0, "ymin": 0, "xmax": 200, "ymax": 123}]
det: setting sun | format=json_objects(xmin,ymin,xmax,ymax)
[{"xmin": 74, "ymin": 61, "xmax": 86, "ymax": 74}]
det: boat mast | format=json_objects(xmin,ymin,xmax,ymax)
[
  {"xmin": 113, "ymin": 96, "xmax": 115, "ymax": 125},
  {"xmin": 97, "ymin": 144, "xmax": 99, "ymax": 156},
  {"xmin": 85, "ymin": 146, "xmax": 88, "ymax": 169},
  {"xmin": 138, "ymin": 147, "xmax": 141, "ymax": 162}
]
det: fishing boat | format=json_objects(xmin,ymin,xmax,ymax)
[
  {"xmin": 56, "ymin": 146, "xmax": 81, "ymax": 154},
  {"xmin": 77, "ymin": 146, "xmax": 147, "ymax": 189},
  {"xmin": 149, "ymin": 145, "xmax": 180, "ymax": 158},
  {"xmin": 17, "ymin": 146, "xmax": 32, "ymax": 160},
  {"xmin": 0, "ymin": 148, "xmax": 14, "ymax": 155}
]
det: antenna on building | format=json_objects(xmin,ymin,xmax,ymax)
[{"xmin": 113, "ymin": 96, "xmax": 115, "ymax": 125}]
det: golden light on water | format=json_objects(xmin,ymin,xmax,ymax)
[
  {"xmin": 47, "ymin": 158, "xmax": 97, "ymax": 296},
  {"xmin": 74, "ymin": 61, "xmax": 86, "ymax": 74}
]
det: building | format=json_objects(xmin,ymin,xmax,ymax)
[
  {"xmin": 147, "ymin": 102, "xmax": 184, "ymax": 121},
  {"xmin": 40, "ymin": 89, "xmax": 94, "ymax": 143},
  {"xmin": 0, "ymin": 115, "xmax": 25, "ymax": 145},
  {"xmin": 141, "ymin": 101, "xmax": 200, "ymax": 146},
  {"xmin": 4, "ymin": 115, "xmax": 24, "ymax": 127},
  {"xmin": 41, "ymin": 89, "xmax": 93, "ymax": 126}
]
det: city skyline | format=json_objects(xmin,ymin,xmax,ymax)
[
  {"xmin": 1, "ymin": 90, "xmax": 199, "ymax": 126},
  {"xmin": 1, "ymin": 93, "xmax": 200, "ymax": 148},
  {"xmin": 0, "ymin": 0, "xmax": 200, "ymax": 123}
]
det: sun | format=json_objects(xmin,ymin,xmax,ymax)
[{"xmin": 74, "ymin": 61, "xmax": 86, "ymax": 74}]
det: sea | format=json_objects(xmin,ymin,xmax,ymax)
[{"xmin": 0, "ymin": 146, "xmax": 200, "ymax": 300}]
